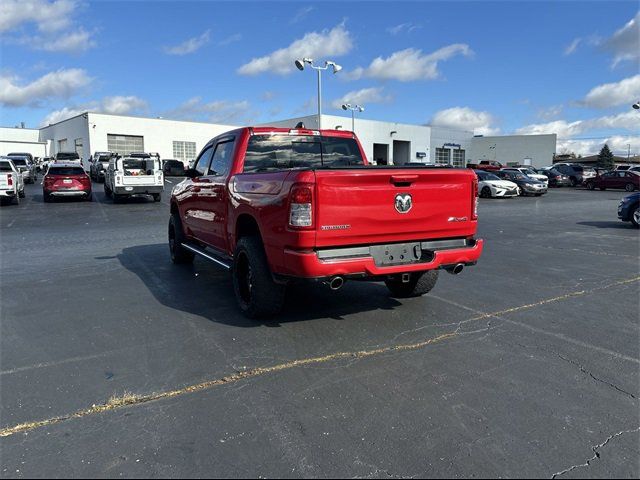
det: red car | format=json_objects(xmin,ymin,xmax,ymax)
[
  {"xmin": 43, "ymin": 162, "xmax": 92, "ymax": 202},
  {"xmin": 585, "ymin": 171, "xmax": 639, "ymax": 192},
  {"xmin": 467, "ymin": 160, "xmax": 503, "ymax": 172},
  {"xmin": 169, "ymin": 126, "xmax": 483, "ymax": 318}
]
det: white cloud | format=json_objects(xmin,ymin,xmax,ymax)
[
  {"xmin": 564, "ymin": 38, "xmax": 581, "ymax": 56},
  {"xmin": 537, "ymin": 104, "xmax": 564, "ymax": 120},
  {"xmin": 516, "ymin": 119, "xmax": 584, "ymax": 137},
  {"xmin": 430, "ymin": 107, "xmax": 498, "ymax": 135},
  {"xmin": 387, "ymin": 23, "xmax": 421, "ymax": 35},
  {"xmin": 602, "ymin": 12, "xmax": 639, "ymax": 67},
  {"xmin": 163, "ymin": 30, "xmax": 210, "ymax": 55},
  {"xmin": 557, "ymin": 135, "xmax": 640, "ymax": 156},
  {"xmin": 218, "ymin": 33, "xmax": 241, "ymax": 46},
  {"xmin": 581, "ymin": 75, "xmax": 640, "ymax": 108},
  {"xmin": 30, "ymin": 28, "xmax": 95, "ymax": 53},
  {"xmin": 290, "ymin": 6, "xmax": 314, "ymax": 24},
  {"xmin": 331, "ymin": 87, "xmax": 392, "ymax": 109},
  {"xmin": 348, "ymin": 44, "xmax": 473, "ymax": 82},
  {"xmin": 516, "ymin": 111, "xmax": 639, "ymax": 139},
  {"xmin": 237, "ymin": 24, "xmax": 352, "ymax": 76},
  {"xmin": 40, "ymin": 95, "xmax": 147, "ymax": 126},
  {"xmin": 0, "ymin": 0, "xmax": 76, "ymax": 33},
  {"xmin": 0, "ymin": 68, "xmax": 92, "ymax": 107},
  {"xmin": 101, "ymin": 96, "xmax": 147, "ymax": 115},
  {"xmin": 164, "ymin": 97, "xmax": 251, "ymax": 124}
]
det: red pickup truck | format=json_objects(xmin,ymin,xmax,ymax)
[
  {"xmin": 467, "ymin": 160, "xmax": 503, "ymax": 171},
  {"xmin": 169, "ymin": 127, "xmax": 483, "ymax": 318}
]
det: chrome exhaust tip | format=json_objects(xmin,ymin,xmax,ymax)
[
  {"xmin": 446, "ymin": 264, "xmax": 465, "ymax": 275},
  {"xmin": 328, "ymin": 276, "xmax": 345, "ymax": 290}
]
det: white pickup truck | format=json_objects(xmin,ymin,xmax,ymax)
[
  {"xmin": 103, "ymin": 156, "xmax": 164, "ymax": 203},
  {"xmin": 0, "ymin": 158, "xmax": 25, "ymax": 205}
]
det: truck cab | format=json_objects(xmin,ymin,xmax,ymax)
[{"xmin": 104, "ymin": 156, "xmax": 164, "ymax": 202}]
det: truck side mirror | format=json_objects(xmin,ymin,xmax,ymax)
[{"xmin": 185, "ymin": 168, "xmax": 198, "ymax": 178}]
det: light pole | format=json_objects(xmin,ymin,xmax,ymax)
[
  {"xmin": 341, "ymin": 104, "xmax": 365, "ymax": 132},
  {"xmin": 295, "ymin": 58, "xmax": 342, "ymax": 130}
]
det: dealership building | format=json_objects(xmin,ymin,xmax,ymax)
[{"xmin": 2, "ymin": 112, "xmax": 557, "ymax": 169}]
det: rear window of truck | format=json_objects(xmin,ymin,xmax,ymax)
[
  {"xmin": 0, "ymin": 162, "xmax": 14, "ymax": 172},
  {"xmin": 243, "ymin": 135, "xmax": 364, "ymax": 173}
]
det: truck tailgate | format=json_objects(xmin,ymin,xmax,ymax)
[
  {"xmin": 0, "ymin": 174, "xmax": 12, "ymax": 190},
  {"xmin": 314, "ymin": 168, "xmax": 476, "ymax": 247}
]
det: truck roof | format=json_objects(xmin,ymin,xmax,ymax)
[{"xmin": 248, "ymin": 127, "xmax": 356, "ymax": 138}]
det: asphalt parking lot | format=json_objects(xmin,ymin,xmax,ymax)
[{"xmin": 0, "ymin": 180, "xmax": 638, "ymax": 478}]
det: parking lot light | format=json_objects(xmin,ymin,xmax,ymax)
[{"xmin": 294, "ymin": 58, "xmax": 342, "ymax": 129}]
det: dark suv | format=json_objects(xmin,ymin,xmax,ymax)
[{"xmin": 552, "ymin": 163, "xmax": 596, "ymax": 187}]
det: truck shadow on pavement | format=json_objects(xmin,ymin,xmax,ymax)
[
  {"xmin": 117, "ymin": 244, "xmax": 403, "ymax": 327},
  {"xmin": 576, "ymin": 221, "xmax": 633, "ymax": 230}
]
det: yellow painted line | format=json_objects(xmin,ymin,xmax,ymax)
[{"xmin": 1, "ymin": 275, "xmax": 638, "ymax": 439}]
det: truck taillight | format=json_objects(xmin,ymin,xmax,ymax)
[
  {"xmin": 289, "ymin": 184, "xmax": 313, "ymax": 229},
  {"xmin": 471, "ymin": 177, "xmax": 478, "ymax": 220},
  {"xmin": 7, "ymin": 174, "xmax": 12, "ymax": 186}
]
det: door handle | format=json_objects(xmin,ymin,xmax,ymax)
[{"xmin": 391, "ymin": 175, "xmax": 419, "ymax": 186}]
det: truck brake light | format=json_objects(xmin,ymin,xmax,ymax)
[
  {"xmin": 7, "ymin": 174, "xmax": 12, "ymax": 186},
  {"xmin": 471, "ymin": 177, "xmax": 478, "ymax": 220},
  {"xmin": 289, "ymin": 184, "xmax": 313, "ymax": 229}
]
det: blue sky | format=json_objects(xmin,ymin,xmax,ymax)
[{"xmin": 1, "ymin": 1, "xmax": 638, "ymax": 155}]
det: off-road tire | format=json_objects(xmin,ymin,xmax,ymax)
[
  {"xmin": 232, "ymin": 236, "xmax": 286, "ymax": 318},
  {"xmin": 385, "ymin": 270, "xmax": 439, "ymax": 298},
  {"xmin": 168, "ymin": 213, "xmax": 194, "ymax": 264}
]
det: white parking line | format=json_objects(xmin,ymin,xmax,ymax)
[{"xmin": 165, "ymin": 179, "xmax": 173, "ymax": 184}]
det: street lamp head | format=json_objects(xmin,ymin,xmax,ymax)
[
  {"xmin": 342, "ymin": 104, "xmax": 350, "ymax": 111},
  {"xmin": 633, "ymin": 102, "xmax": 640, "ymax": 110},
  {"xmin": 356, "ymin": 105, "xmax": 365, "ymax": 112},
  {"xmin": 326, "ymin": 61, "xmax": 342, "ymax": 74},
  {"xmin": 294, "ymin": 59, "xmax": 305, "ymax": 71}
]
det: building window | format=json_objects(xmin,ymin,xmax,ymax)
[
  {"xmin": 435, "ymin": 147, "xmax": 451, "ymax": 165},
  {"xmin": 107, "ymin": 134, "xmax": 144, "ymax": 156},
  {"xmin": 58, "ymin": 139, "xmax": 68, "ymax": 152},
  {"xmin": 173, "ymin": 141, "xmax": 196, "ymax": 163},
  {"xmin": 74, "ymin": 138, "xmax": 83, "ymax": 161},
  {"xmin": 452, "ymin": 149, "xmax": 465, "ymax": 167}
]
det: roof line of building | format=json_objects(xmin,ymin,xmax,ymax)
[{"xmin": 38, "ymin": 111, "xmax": 240, "ymax": 129}]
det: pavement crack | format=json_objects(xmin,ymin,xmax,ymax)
[
  {"xmin": 1, "ymin": 275, "xmax": 638, "ymax": 440},
  {"xmin": 515, "ymin": 343, "xmax": 637, "ymax": 400},
  {"xmin": 550, "ymin": 427, "xmax": 640, "ymax": 479}
]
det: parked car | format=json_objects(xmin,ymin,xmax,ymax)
[
  {"xmin": 628, "ymin": 166, "xmax": 640, "ymax": 173},
  {"xmin": 169, "ymin": 126, "xmax": 484, "ymax": 318},
  {"xmin": 494, "ymin": 170, "xmax": 548, "ymax": 196},
  {"xmin": 502, "ymin": 167, "xmax": 549, "ymax": 186},
  {"xmin": 618, "ymin": 193, "xmax": 640, "ymax": 228},
  {"xmin": 7, "ymin": 152, "xmax": 34, "ymax": 163},
  {"xmin": 475, "ymin": 170, "xmax": 519, "ymax": 198},
  {"xmin": 104, "ymin": 156, "xmax": 163, "ymax": 202},
  {"xmin": 43, "ymin": 163, "xmax": 92, "ymax": 202},
  {"xmin": 467, "ymin": 160, "xmax": 503, "ymax": 171},
  {"xmin": 7, "ymin": 155, "xmax": 37, "ymax": 184},
  {"xmin": 162, "ymin": 159, "xmax": 186, "ymax": 176},
  {"xmin": 585, "ymin": 171, "xmax": 639, "ymax": 192},
  {"xmin": 552, "ymin": 163, "xmax": 596, "ymax": 186},
  {"xmin": 55, "ymin": 151, "xmax": 81, "ymax": 162},
  {"xmin": 541, "ymin": 168, "xmax": 571, "ymax": 187},
  {"xmin": 0, "ymin": 158, "xmax": 25, "ymax": 205},
  {"xmin": 40, "ymin": 157, "xmax": 53, "ymax": 172},
  {"xmin": 89, "ymin": 152, "xmax": 114, "ymax": 182}
]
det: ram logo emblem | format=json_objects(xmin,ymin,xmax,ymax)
[{"xmin": 394, "ymin": 193, "xmax": 412, "ymax": 214}]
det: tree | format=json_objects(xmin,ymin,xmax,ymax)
[{"xmin": 597, "ymin": 144, "xmax": 614, "ymax": 170}]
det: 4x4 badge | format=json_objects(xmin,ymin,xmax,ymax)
[{"xmin": 395, "ymin": 193, "xmax": 412, "ymax": 213}]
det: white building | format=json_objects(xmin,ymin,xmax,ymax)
[
  {"xmin": 470, "ymin": 134, "xmax": 557, "ymax": 168},
  {"xmin": 4, "ymin": 112, "xmax": 557, "ymax": 169},
  {"xmin": 0, "ymin": 126, "xmax": 48, "ymax": 158},
  {"xmin": 39, "ymin": 112, "xmax": 236, "ymax": 169}
]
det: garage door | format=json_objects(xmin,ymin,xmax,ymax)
[{"xmin": 107, "ymin": 134, "xmax": 144, "ymax": 156}]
